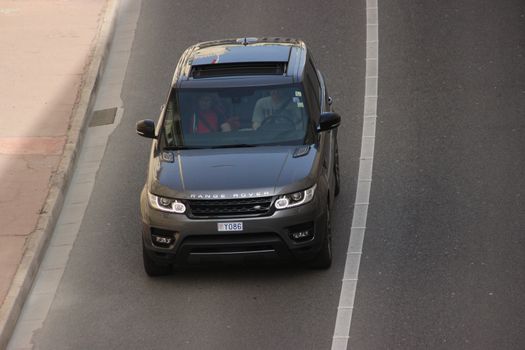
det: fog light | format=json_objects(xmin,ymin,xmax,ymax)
[
  {"xmin": 291, "ymin": 230, "xmax": 313, "ymax": 241},
  {"xmin": 154, "ymin": 236, "xmax": 173, "ymax": 245},
  {"xmin": 151, "ymin": 228, "xmax": 177, "ymax": 248}
]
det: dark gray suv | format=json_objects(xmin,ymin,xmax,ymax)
[{"xmin": 136, "ymin": 37, "xmax": 341, "ymax": 276}]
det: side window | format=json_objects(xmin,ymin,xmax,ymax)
[
  {"xmin": 305, "ymin": 76, "xmax": 320, "ymax": 117},
  {"xmin": 304, "ymin": 58, "xmax": 321, "ymax": 119},
  {"xmin": 308, "ymin": 57, "xmax": 322, "ymax": 93},
  {"xmin": 160, "ymin": 89, "xmax": 183, "ymax": 148},
  {"xmin": 164, "ymin": 100, "xmax": 175, "ymax": 145}
]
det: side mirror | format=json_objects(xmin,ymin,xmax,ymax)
[
  {"xmin": 136, "ymin": 119, "xmax": 156, "ymax": 138},
  {"xmin": 317, "ymin": 112, "xmax": 341, "ymax": 132}
]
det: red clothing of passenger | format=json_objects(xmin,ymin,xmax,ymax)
[{"xmin": 192, "ymin": 111, "xmax": 219, "ymax": 133}]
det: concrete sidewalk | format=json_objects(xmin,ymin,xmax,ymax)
[{"xmin": 0, "ymin": 0, "xmax": 114, "ymax": 347}]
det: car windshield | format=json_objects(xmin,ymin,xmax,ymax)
[{"xmin": 160, "ymin": 84, "xmax": 314, "ymax": 149}]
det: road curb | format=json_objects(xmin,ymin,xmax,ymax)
[{"xmin": 0, "ymin": 0, "xmax": 120, "ymax": 348}]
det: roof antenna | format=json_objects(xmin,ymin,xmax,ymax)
[{"xmin": 237, "ymin": 37, "xmax": 256, "ymax": 46}]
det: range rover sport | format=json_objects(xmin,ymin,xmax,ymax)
[{"xmin": 136, "ymin": 37, "xmax": 341, "ymax": 276}]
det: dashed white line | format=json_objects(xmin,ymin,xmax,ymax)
[{"xmin": 331, "ymin": 0, "xmax": 379, "ymax": 349}]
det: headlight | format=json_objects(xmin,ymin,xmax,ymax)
[
  {"xmin": 275, "ymin": 184, "xmax": 317, "ymax": 209},
  {"xmin": 148, "ymin": 193, "xmax": 186, "ymax": 213}
]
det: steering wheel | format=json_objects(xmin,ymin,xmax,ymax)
[{"xmin": 259, "ymin": 113, "xmax": 296, "ymax": 130}]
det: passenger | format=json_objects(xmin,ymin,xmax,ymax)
[
  {"xmin": 190, "ymin": 94, "xmax": 220, "ymax": 133},
  {"xmin": 190, "ymin": 94, "xmax": 240, "ymax": 133}
]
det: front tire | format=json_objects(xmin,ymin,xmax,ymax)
[
  {"xmin": 308, "ymin": 207, "xmax": 332, "ymax": 269},
  {"xmin": 143, "ymin": 244, "xmax": 171, "ymax": 277}
]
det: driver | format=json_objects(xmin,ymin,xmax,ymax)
[{"xmin": 251, "ymin": 89, "xmax": 302, "ymax": 130}]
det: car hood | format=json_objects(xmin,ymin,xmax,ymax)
[{"xmin": 148, "ymin": 145, "xmax": 320, "ymax": 199}]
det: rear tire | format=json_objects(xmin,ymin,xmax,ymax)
[
  {"xmin": 309, "ymin": 207, "xmax": 332, "ymax": 269},
  {"xmin": 143, "ymin": 244, "xmax": 171, "ymax": 277}
]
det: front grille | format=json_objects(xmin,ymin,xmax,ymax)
[{"xmin": 187, "ymin": 196, "xmax": 274, "ymax": 218}]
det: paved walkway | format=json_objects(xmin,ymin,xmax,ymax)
[{"xmin": 0, "ymin": 0, "xmax": 109, "ymax": 345}]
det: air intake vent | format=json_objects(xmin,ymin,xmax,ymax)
[{"xmin": 191, "ymin": 62, "xmax": 286, "ymax": 79}]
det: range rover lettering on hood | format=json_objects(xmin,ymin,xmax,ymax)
[{"xmin": 189, "ymin": 191, "xmax": 272, "ymax": 199}]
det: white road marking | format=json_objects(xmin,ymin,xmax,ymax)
[{"xmin": 331, "ymin": 0, "xmax": 379, "ymax": 349}]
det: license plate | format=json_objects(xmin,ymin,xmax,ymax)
[{"xmin": 217, "ymin": 222, "xmax": 243, "ymax": 232}]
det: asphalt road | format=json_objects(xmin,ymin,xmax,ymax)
[
  {"xmin": 33, "ymin": 0, "xmax": 363, "ymax": 349},
  {"xmin": 30, "ymin": 0, "xmax": 525, "ymax": 349},
  {"xmin": 350, "ymin": 1, "xmax": 525, "ymax": 349}
]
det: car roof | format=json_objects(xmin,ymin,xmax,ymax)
[{"xmin": 172, "ymin": 37, "xmax": 307, "ymax": 88}]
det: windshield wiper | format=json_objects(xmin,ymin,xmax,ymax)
[
  {"xmin": 163, "ymin": 145, "xmax": 206, "ymax": 150},
  {"xmin": 209, "ymin": 144, "xmax": 258, "ymax": 149},
  {"xmin": 163, "ymin": 144, "xmax": 257, "ymax": 150}
]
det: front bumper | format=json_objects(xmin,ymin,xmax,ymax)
[{"xmin": 140, "ymin": 188, "xmax": 328, "ymax": 266}]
